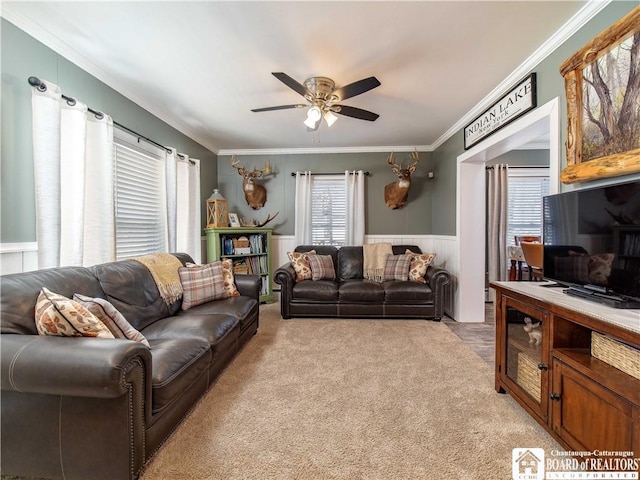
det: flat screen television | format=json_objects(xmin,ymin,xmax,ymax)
[{"xmin": 542, "ymin": 179, "xmax": 640, "ymax": 308}]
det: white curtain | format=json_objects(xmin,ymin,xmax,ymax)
[
  {"xmin": 345, "ymin": 170, "xmax": 365, "ymax": 245},
  {"xmin": 175, "ymin": 154, "xmax": 201, "ymax": 263},
  {"xmin": 487, "ymin": 164, "xmax": 509, "ymax": 288},
  {"xmin": 32, "ymin": 79, "xmax": 114, "ymax": 268},
  {"xmin": 294, "ymin": 171, "xmax": 313, "ymax": 245},
  {"xmin": 165, "ymin": 147, "xmax": 178, "ymax": 252}
]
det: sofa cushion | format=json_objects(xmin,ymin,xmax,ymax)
[
  {"xmin": 142, "ymin": 314, "xmax": 238, "ymax": 348},
  {"xmin": 1, "ymin": 266, "xmax": 106, "ymax": 335},
  {"xmin": 339, "ymin": 280, "xmax": 385, "ymax": 302},
  {"xmin": 149, "ymin": 337, "xmax": 211, "ymax": 414},
  {"xmin": 383, "ymin": 254, "xmax": 412, "ymax": 281},
  {"xmin": 91, "ymin": 259, "xmax": 174, "ymax": 331},
  {"xmin": 73, "ymin": 294, "xmax": 150, "ymax": 347},
  {"xmin": 338, "ymin": 246, "xmax": 364, "ymax": 281},
  {"xmin": 35, "ymin": 288, "xmax": 115, "ymax": 339},
  {"xmin": 384, "ymin": 281, "xmax": 433, "ymax": 302},
  {"xmin": 309, "ymin": 254, "xmax": 337, "ymax": 281},
  {"xmin": 177, "ymin": 296, "xmax": 258, "ymax": 333},
  {"xmin": 287, "ymin": 250, "xmax": 316, "ymax": 282},
  {"xmin": 405, "ymin": 250, "xmax": 436, "ymax": 283},
  {"xmin": 293, "ymin": 280, "xmax": 339, "ymax": 301},
  {"xmin": 179, "ymin": 261, "xmax": 228, "ymax": 310}
]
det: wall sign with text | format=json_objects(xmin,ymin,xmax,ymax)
[{"xmin": 464, "ymin": 73, "xmax": 537, "ymax": 150}]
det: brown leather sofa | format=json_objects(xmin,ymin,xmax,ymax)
[
  {"xmin": 0, "ymin": 253, "xmax": 259, "ymax": 480},
  {"xmin": 274, "ymin": 245, "xmax": 451, "ymax": 320}
]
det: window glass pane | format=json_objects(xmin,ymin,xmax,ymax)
[
  {"xmin": 114, "ymin": 139, "xmax": 167, "ymax": 259},
  {"xmin": 507, "ymin": 170, "xmax": 549, "ymax": 247},
  {"xmin": 311, "ymin": 176, "xmax": 346, "ymax": 246}
]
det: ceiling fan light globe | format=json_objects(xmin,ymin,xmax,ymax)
[
  {"xmin": 324, "ymin": 110, "xmax": 338, "ymax": 127},
  {"xmin": 304, "ymin": 116, "xmax": 319, "ymax": 129}
]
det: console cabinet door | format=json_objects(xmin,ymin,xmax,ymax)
[
  {"xmin": 497, "ymin": 295, "xmax": 549, "ymax": 422},
  {"xmin": 551, "ymin": 357, "xmax": 638, "ymax": 452}
]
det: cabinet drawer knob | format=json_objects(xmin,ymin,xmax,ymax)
[
  {"xmin": 537, "ymin": 363, "xmax": 548, "ymax": 371},
  {"xmin": 549, "ymin": 393, "xmax": 561, "ymax": 401}
]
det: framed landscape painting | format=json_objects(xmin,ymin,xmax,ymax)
[{"xmin": 560, "ymin": 5, "xmax": 640, "ymax": 183}]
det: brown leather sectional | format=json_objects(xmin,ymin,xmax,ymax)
[
  {"xmin": 0, "ymin": 253, "xmax": 260, "ymax": 480},
  {"xmin": 274, "ymin": 245, "xmax": 451, "ymax": 320}
]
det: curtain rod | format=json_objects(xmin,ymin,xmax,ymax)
[
  {"xmin": 290, "ymin": 171, "xmax": 370, "ymax": 177},
  {"xmin": 28, "ymin": 76, "xmax": 190, "ymax": 161}
]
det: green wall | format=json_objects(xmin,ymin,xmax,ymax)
[
  {"xmin": 430, "ymin": 1, "xmax": 640, "ymax": 235},
  {"xmin": 217, "ymin": 152, "xmax": 434, "ymax": 236},
  {"xmin": 1, "ymin": 19, "xmax": 218, "ymax": 243}
]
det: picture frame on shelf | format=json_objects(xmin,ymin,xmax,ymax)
[
  {"xmin": 228, "ymin": 213, "xmax": 240, "ymax": 227},
  {"xmin": 559, "ymin": 5, "xmax": 640, "ymax": 184}
]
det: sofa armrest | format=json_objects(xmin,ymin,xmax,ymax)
[
  {"xmin": 1, "ymin": 334, "xmax": 151, "ymax": 398},
  {"xmin": 234, "ymin": 274, "xmax": 261, "ymax": 301},
  {"xmin": 424, "ymin": 266, "xmax": 452, "ymax": 320},
  {"xmin": 274, "ymin": 263, "xmax": 296, "ymax": 318}
]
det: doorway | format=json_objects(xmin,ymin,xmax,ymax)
[{"xmin": 455, "ymin": 97, "xmax": 561, "ymax": 323}]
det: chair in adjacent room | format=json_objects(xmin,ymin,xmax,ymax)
[
  {"xmin": 514, "ymin": 235, "xmax": 541, "ymax": 245},
  {"xmin": 520, "ymin": 241, "xmax": 544, "ymax": 281}
]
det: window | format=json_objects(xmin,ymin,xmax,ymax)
[
  {"xmin": 113, "ymin": 131, "xmax": 167, "ymax": 259},
  {"xmin": 507, "ymin": 168, "xmax": 550, "ymax": 247},
  {"xmin": 311, "ymin": 175, "xmax": 346, "ymax": 246}
]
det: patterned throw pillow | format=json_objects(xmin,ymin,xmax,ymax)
[
  {"xmin": 179, "ymin": 261, "xmax": 228, "ymax": 310},
  {"xmin": 308, "ymin": 254, "xmax": 336, "ymax": 281},
  {"xmin": 383, "ymin": 254, "xmax": 412, "ymax": 281},
  {"xmin": 35, "ymin": 287, "xmax": 115, "ymax": 338},
  {"xmin": 221, "ymin": 258, "xmax": 240, "ymax": 297},
  {"xmin": 405, "ymin": 249, "xmax": 436, "ymax": 283},
  {"xmin": 73, "ymin": 293, "xmax": 150, "ymax": 347},
  {"xmin": 287, "ymin": 250, "xmax": 316, "ymax": 282}
]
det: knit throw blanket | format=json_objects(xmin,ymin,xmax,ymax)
[
  {"xmin": 132, "ymin": 253, "xmax": 183, "ymax": 305},
  {"xmin": 363, "ymin": 243, "xmax": 392, "ymax": 282}
]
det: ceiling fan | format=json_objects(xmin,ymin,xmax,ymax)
[{"xmin": 251, "ymin": 72, "xmax": 381, "ymax": 131}]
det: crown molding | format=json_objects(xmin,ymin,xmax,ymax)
[
  {"xmin": 430, "ymin": 0, "xmax": 611, "ymax": 151},
  {"xmin": 217, "ymin": 145, "xmax": 432, "ymax": 156},
  {"xmin": 1, "ymin": 7, "xmax": 222, "ymax": 154}
]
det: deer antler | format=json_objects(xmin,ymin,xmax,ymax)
[
  {"xmin": 408, "ymin": 150, "xmax": 420, "ymax": 168},
  {"xmin": 231, "ymin": 155, "xmax": 245, "ymax": 175},
  {"xmin": 387, "ymin": 152, "xmax": 401, "ymax": 169}
]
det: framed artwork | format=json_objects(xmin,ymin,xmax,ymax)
[
  {"xmin": 560, "ymin": 5, "xmax": 640, "ymax": 183},
  {"xmin": 228, "ymin": 213, "xmax": 240, "ymax": 227}
]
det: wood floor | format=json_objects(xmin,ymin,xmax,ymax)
[{"xmin": 443, "ymin": 303, "xmax": 495, "ymax": 366}]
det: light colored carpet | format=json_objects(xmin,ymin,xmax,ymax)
[{"xmin": 140, "ymin": 303, "xmax": 559, "ymax": 480}]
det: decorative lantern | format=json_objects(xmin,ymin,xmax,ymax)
[{"xmin": 206, "ymin": 189, "xmax": 229, "ymax": 228}]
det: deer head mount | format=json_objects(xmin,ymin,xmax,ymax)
[
  {"xmin": 383, "ymin": 151, "xmax": 419, "ymax": 209},
  {"xmin": 231, "ymin": 155, "xmax": 267, "ymax": 210}
]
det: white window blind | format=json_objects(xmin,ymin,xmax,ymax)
[
  {"xmin": 311, "ymin": 175, "xmax": 346, "ymax": 246},
  {"xmin": 507, "ymin": 169, "xmax": 550, "ymax": 247},
  {"xmin": 114, "ymin": 135, "xmax": 167, "ymax": 259}
]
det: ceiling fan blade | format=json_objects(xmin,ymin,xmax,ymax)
[
  {"xmin": 251, "ymin": 104, "xmax": 307, "ymax": 113},
  {"xmin": 272, "ymin": 72, "xmax": 309, "ymax": 97},
  {"xmin": 334, "ymin": 105, "xmax": 379, "ymax": 121},
  {"xmin": 333, "ymin": 77, "xmax": 381, "ymax": 101}
]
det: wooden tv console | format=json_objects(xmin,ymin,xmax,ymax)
[{"xmin": 491, "ymin": 281, "xmax": 640, "ymax": 453}]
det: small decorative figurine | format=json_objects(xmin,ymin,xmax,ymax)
[{"xmin": 523, "ymin": 317, "xmax": 542, "ymax": 346}]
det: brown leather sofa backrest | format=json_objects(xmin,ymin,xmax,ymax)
[{"xmin": 0, "ymin": 266, "xmax": 106, "ymax": 335}]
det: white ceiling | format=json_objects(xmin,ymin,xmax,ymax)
[{"xmin": 3, "ymin": 1, "xmax": 595, "ymax": 154}]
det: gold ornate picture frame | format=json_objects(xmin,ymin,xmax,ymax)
[{"xmin": 560, "ymin": 5, "xmax": 640, "ymax": 184}]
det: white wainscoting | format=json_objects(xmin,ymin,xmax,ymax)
[
  {"xmin": 0, "ymin": 243, "xmax": 39, "ymax": 275},
  {"xmin": 271, "ymin": 235, "xmax": 460, "ymax": 320}
]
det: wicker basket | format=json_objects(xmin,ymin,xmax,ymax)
[
  {"xmin": 517, "ymin": 352, "xmax": 541, "ymax": 402},
  {"xmin": 592, "ymin": 332, "xmax": 640, "ymax": 381}
]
